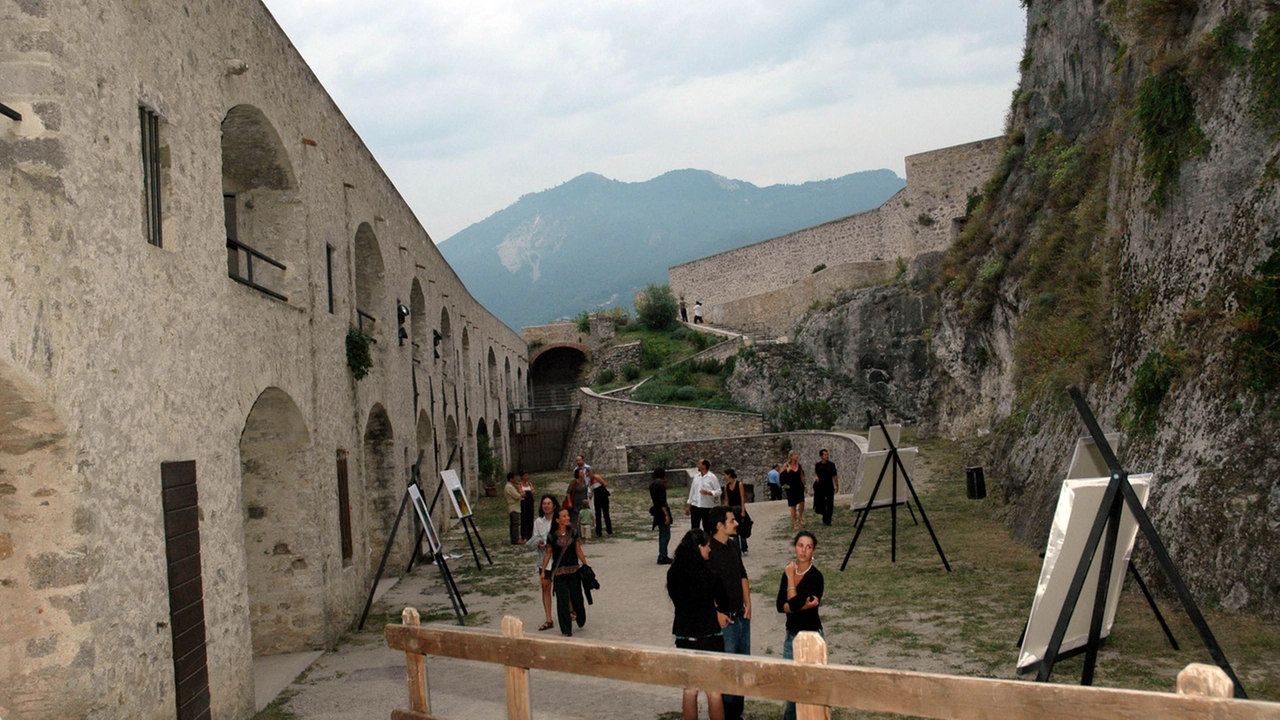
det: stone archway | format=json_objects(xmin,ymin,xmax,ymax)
[
  {"xmin": 363, "ymin": 404, "xmax": 406, "ymax": 567},
  {"xmin": 0, "ymin": 363, "xmax": 95, "ymax": 716},
  {"xmin": 528, "ymin": 344, "xmax": 589, "ymax": 407},
  {"xmin": 238, "ymin": 387, "xmax": 324, "ymax": 656},
  {"xmin": 354, "ymin": 223, "xmax": 385, "ymax": 339}
]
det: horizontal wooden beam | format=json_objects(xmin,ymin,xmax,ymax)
[{"xmin": 385, "ymin": 622, "xmax": 1280, "ymax": 720}]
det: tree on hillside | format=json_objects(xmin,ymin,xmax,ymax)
[{"xmin": 637, "ymin": 283, "xmax": 679, "ymax": 330}]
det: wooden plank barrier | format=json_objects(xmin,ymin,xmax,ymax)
[{"xmin": 386, "ymin": 611, "xmax": 1280, "ymax": 720}]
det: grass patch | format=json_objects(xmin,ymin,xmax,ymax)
[
  {"xmin": 1250, "ymin": 11, "xmax": 1280, "ymax": 131},
  {"xmin": 1233, "ymin": 238, "xmax": 1280, "ymax": 391},
  {"xmin": 629, "ymin": 351, "xmax": 749, "ymax": 411},
  {"xmin": 1135, "ymin": 68, "xmax": 1209, "ymax": 207}
]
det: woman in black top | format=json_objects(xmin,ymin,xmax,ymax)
[
  {"xmin": 780, "ymin": 451, "xmax": 807, "ymax": 529},
  {"xmin": 542, "ymin": 507, "xmax": 589, "ymax": 637},
  {"xmin": 776, "ymin": 530, "xmax": 823, "ymax": 720},
  {"xmin": 721, "ymin": 467, "xmax": 749, "ymax": 554},
  {"xmin": 667, "ymin": 529, "xmax": 729, "ymax": 720}
]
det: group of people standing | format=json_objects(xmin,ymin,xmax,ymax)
[{"xmin": 766, "ymin": 449, "xmax": 841, "ymax": 530}]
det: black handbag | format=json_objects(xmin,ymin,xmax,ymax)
[{"xmin": 738, "ymin": 513, "xmax": 753, "ymax": 539}]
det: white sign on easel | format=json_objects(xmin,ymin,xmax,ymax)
[{"xmin": 440, "ymin": 468, "xmax": 472, "ymax": 519}]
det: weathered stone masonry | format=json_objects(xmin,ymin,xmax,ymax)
[{"xmin": 0, "ymin": 1, "xmax": 525, "ymax": 718}]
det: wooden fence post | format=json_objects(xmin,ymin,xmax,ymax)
[
  {"xmin": 503, "ymin": 615, "xmax": 532, "ymax": 720},
  {"xmin": 794, "ymin": 631, "xmax": 831, "ymax": 720},
  {"xmin": 1177, "ymin": 663, "xmax": 1233, "ymax": 699},
  {"xmin": 403, "ymin": 607, "xmax": 429, "ymax": 714}
]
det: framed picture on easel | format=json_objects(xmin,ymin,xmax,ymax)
[
  {"xmin": 440, "ymin": 468, "xmax": 472, "ymax": 519},
  {"xmin": 408, "ymin": 484, "xmax": 442, "ymax": 556}
]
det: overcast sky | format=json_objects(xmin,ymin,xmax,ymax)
[{"xmin": 261, "ymin": 0, "xmax": 1026, "ymax": 241}]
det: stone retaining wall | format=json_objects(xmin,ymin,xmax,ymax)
[
  {"xmin": 712, "ymin": 260, "xmax": 899, "ymax": 335},
  {"xmin": 624, "ymin": 431, "xmax": 868, "ymax": 492}
]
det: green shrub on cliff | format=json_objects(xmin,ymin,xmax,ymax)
[{"xmin": 1135, "ymin": 68, "xmax": 1209, "ymax": 207}]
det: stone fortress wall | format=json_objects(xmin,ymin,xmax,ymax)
[
  {"xmin": 0, "ymin": 1, "xmax": 525, "ymax": 718},
  {"xmin": 669, "ymin": 138, "xmax": 1002, "ymax": 331}
]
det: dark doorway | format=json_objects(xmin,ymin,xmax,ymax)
[
  {"xmin": 161, "ymin": 460, "xmax": 211, "ymax": 720},
  {"xmin": 528, "ymin": 346, "xmax": 587, "ymax": 407}
]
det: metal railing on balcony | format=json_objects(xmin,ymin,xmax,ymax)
[{"xmin": 226, "ymin": 237, "xmax": 287, "ymax": 302}]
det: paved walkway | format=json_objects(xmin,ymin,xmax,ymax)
[{"xmin": 265, "ymin": 497, "xmax": 808, "ymax": 719}]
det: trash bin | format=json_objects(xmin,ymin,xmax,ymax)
[{"xmin": 965, "ymin": 467, "xmax": 986, "ymax": 500}]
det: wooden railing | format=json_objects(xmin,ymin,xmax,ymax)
[{"xmin": 386, "ymin": 608, "xmax": 1280, "ymax": 720}]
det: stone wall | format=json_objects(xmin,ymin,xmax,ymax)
[
  {"xmin": 592, "ymin": 341, "xmax": 642, "ymax": 383},
  {"xmin": 712, "ymin": 260, "xmax": 899, "ymax": 336},
  {"xmin": 0, "ymin": 1, "xmax": 525, "ymax": 717},
  {"xmin": 563, "ymin": 389, "xmax": 764, "ymax": 472},
  {"xmin": 669, "ymin": 138, "xmax": 1001, "ymax": 317},
  {"xmin": 523, "ymin": 321, "xmax": 590, "ymax": 349}
]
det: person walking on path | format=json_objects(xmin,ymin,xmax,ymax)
[
  {"xmin": 766, "ymin": 464, "xmax": 782, "ymax": 502},
  {"xmin": 543, "ymin": 506, "xmax": 589, "ymax": 637},
  {"xmin": 777, "ymin": 530, "xmax": 823, "ymax": 720},
  {"xmin": 589, "ymin": 469, "xmax": 612, "ymax": 537},
  {"xmin": 566, "ymin": 467, "xmax": 592, "ymax": 540},
  {"xmin": 518, "ymin": 470, "xmax": 536, "ymax": 541},
  {"xmin": 530, "ymin": 494, "xmax": 559, "ymax": 631},
  {"xmin": 667, "ymin": 529, "xmax": 729, "ymax": 720},
  {"xmin": 721, "ymin": 468, "xmax": 750, "ymax": 555},
  {"xmin": 813, "ymin": 449, "xmax": 839, "ymax": 526},
  {"xmin": 686, "ymin": 459, "xmax": 721, "ymax": 533},
  {"xmin": 679, "ymin": 296, "xmax": 688, "ymax": 323},
  {"xmin": 650, "ymin": 468, "xmax": 674, "ymax": 564},
  {"xmin": 707, "ymin": 506, "xmax": 750, "ymax": 720},
  {"xmin": 781, "ymin": 452, "xmax": 807, "ymax": 530},
  {"xmin": 693, "ymin": 300, "xmax": 704, "ymax": 324},
  {"xmin": 504, "ymin": 472, "xmax": 525, "ymax": 545}
]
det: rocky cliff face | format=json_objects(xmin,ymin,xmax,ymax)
[{"xmin": 756, "ymin": 1, "xmax": 1280, "ymax": 619}]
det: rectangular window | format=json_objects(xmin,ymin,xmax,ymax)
[
  {"xmin": 326, "ymin": 244, "xmax": 335, "ymax": 314},
  {"xmin": 140, "ymin": 107, "xmax": 163, "ymax": 247}
]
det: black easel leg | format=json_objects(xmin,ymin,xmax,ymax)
[
  {"xmin": 907, "ymin": 501, "xmax": 918, "ymax": 525},
  {"xmin": 436, "ymin": 555, "xmax": 466, "ymax": 625},
  {"xmin": 1129, "ymin": 562, "xmax": 1179, "ymax": 650},
  {"xmin": 890, "ymin": 459, "xmax": 899, "ymax": 563},
  {"xmin": 441, "ymin": 554, "xmax": 467, "ymax": 616},
  {"xmin": 841, "ymin": 457, "xmax": 892, "ymax": 571},
  {"xmin": 1082, "ymin": 489, "xmax": 1123, "ymax": 686},
  {"xmin": 893, "ymin": 449, "xmax": 951, "ymax": 573},
  {"xmin": 1120, "ymin": 481, "xmax": 1247, "ymax": 698},
  {"xmin": 406, "ymin": 528, "xmax": 425, "ymax": 574},
  {"xmin": 468, "ymin": 516, "xmax": 493, "ymax": 565},
  {"xmin": 359, "ymin": 488, "xmax": 410, "ymax": 630},
  {"xmin": 462, "ymin": 519, "xmax": 483, "ymax": 570}
]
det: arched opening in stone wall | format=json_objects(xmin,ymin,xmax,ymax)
[
  {"xmin": 517, "ymin": 367, "xmax": 524, "ymax": 405},
  {"xmin": 504, "ymin": 357, "xmax": 513, "ymax": 406},
  {"xmin": 221, "ymin": 105, "xmax": 301, "ymax": 302},
  {"xmin": 461, "ymin": 327, "xmax": 472, "ymax": 388},
  {"xmin": 238, "ymin": 387, "xmax": 325, "ymax": 657},
  {"xmin": 491, "ymin": 417, "xmax": 505, "ymax": 475},
  {"xmin": 363, "ymin": 404, "xmax": 405, "ymax": 567},
  {"xmin": 439, "ymin": 308, "xmax": 453, "ymax": 376},
  {"xmin": 354, "ymin": 223, "xmax": 385, "ymax": 339},
  {"xmin": 444, "ymin": 415, "xmax": 459, "ymax": 474},
  {"xmin": 409, "ymin": 279, "xmax": 426, "ymax": 366},
  {"xmin": 0, "ymin": 362, "xmax": 94, "ymax": 716},
  {"xmin": 475, "ymin": 417, "xmax": 494, "ymax": 487},
  {"xmin": 529, "ymin": 345, "xmax": 588, "ymax": 407},
  {"xmin": 487, "ymin": 348, "xmax": 498, "ymax": 399}
]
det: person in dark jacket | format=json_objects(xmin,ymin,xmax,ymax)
[
  {"xmin": 667, "ymin": 529, "xmax": 729, "ymax": 720},
  {"xmin": 776, "ymin": 530, "xmax": 824, "ymax": 720},
  {"xmin": 650, "ymin": 468, "xmax": 673, "ymax": 564}
]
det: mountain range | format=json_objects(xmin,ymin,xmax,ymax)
[{"xmin": 437, "ymin": 168, "xmax": 907, "ymax": 330}]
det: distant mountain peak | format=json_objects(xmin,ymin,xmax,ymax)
[{"xmin": 439, "ymin": 168, "xmax": 906, "ymax": 330}]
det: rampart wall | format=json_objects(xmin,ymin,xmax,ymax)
[
  {"xmin": 669, "ymin": 138, "xmax": 1002, "ymax": 322},
  {"xmin": 711, "ymin": 260, "xmax": 899, "ymax": 335},
  {"xmin": 0, "ymin": 1, "xmax": 524, "ymax": 717}
]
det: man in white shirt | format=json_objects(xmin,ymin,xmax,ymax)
[{"xmin": 685, "ymin": 458, "xmax": 721, "ymax": 532}]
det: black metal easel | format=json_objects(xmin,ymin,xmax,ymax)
[
  {"xmin": 1028, "ymin": 385, "xmax": 1245, "ymax": 696},
  {"xmin": 840, "ymin": 419, "xmax": 951, "ymax": 572},
  {"xmin": 358, "ymin": 463, "xmax": 418, "ymax": 630},
  {"xmin": 406, "ymin": 482, "xmax": 467, "ymax": 626},
  {"xmin": 408, "ymin": 447, "xmax": 492, "ymax": 572}
]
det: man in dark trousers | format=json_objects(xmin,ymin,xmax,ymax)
[
  {"xmin": 707, "ymin": 505, "xmax": 750, "ymax": 720},
  {"xmin": 813, "ymin": 449, "xmax": 839, "ymax": 526},
  {"xmin": 649, "ymin": 468, "xmax": 672, "ymax": 564}
]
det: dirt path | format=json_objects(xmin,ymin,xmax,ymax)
[{"xmin": 273, "ymin": 495, "xmax": 805, "ymax": 720}]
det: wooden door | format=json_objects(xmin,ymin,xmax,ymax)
[{"xmin": 161, "ymin": 460, "xmax": 210, "ymax": 720}]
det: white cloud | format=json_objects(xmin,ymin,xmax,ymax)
[{"xmin": 263, "ymin": 0, "xmax": 1025, "ymax": 240}]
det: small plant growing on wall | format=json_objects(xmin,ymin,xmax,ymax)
[{"xmin": 346, "ymin": 327, "xmax": 373, "ymax": 380}]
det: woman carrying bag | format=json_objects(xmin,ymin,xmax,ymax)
[{"xmin": 542, "ymin": 506, "xmax": 589, "ymax": 637}]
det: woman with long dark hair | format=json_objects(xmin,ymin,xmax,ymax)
[
  {"xmin": 530, "ymin": 494, "xmax": 559, "ymax": 631},
  {"xmin": 780, "ymin": 452, "xmax": 807, "ymax": 530},
  {"xmin": 721, "ymin": 467, "xmax": 749, "ymax": 554},
  {"xmin": 542, "ymin": 506, "xmax": 588, "ymax": 636},
  {"xmin": 776, "ymin": 530, "xmax": 823, "ymax": 720},
  {"xmin": 667, "ymin": 529, "xmax": 729, "ymax": 720}
]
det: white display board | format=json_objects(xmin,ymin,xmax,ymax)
[
  {"xmin": 867, "ymin": 424, "xmax": 902, "ymax": 452},
  {"xmin": 440, "ymin": 468, "xmax": 472, "ymax": 519},
  {"xmin": 851, "ymin": 447, "xmax": 918, "ymax": 511},
  {"xmin": 1066, "ymin": 433, "xmax": 1122, "ymax": 480},
  {"xmin": 408, "ymin": 484, "xmax": 442, "ymax": 555},
  {"xmin": 1017, "ymin": 474, "xmax": 1151, "ymax": 672}
]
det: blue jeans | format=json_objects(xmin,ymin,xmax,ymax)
[
  {"xmin": 782, "ymin": 629, "xmax": 824, "ymax": 720},
  {"xmin": 657, "ymin": 522, "xmax": 671, "ymax": 560},
  {"xmin": 721, "ymin": 616, "xmax": 751, "ymax": 719}
]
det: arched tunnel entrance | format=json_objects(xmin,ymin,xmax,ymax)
[{"xmin": 528, "ymin": 344, "xmax": 588, "ymax": 408}]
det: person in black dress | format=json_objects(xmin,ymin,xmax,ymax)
[
  {"xmin": 777, "ymin": 530, "xmax": 823, "ymax": 720},
  {"xmin": 667, "ymin": 529, "xmax": 729, "ymax": 720},
  {"xmin": 780, "ymin": 452, "xmax": 806, "ymax": 530},
  {"xmin": 812, "ymin": 449, "xmax": 839, "ymax": 526}
]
